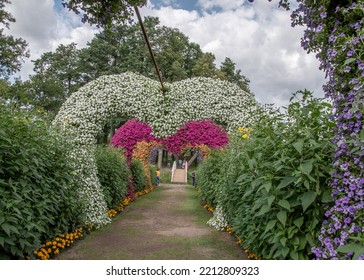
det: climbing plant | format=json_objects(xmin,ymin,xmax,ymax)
[{"xmin": 53, "ymin": 72, "xmax": 259, "ymax": 227}]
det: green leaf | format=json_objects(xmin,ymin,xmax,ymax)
[
  {"xmin": 278, "ymin": 199, "xmax": 291, "ymax": 211},
  {"xmin": 267, "ymin": 195, "xmax": 275, "ymax": 207},
  {"xmin": 344, "ymin": 57, "xmax": 356, "ymax": 65},
  {"xmin": 259, "ymin": 182, "xmax": 272, "ymax": 192},
  {"xmin": 294, "ymin": 217, "xmax": 304, "ymax": 229},
  {"xmin": 289, "ymin": 250, "xmax": 299, "ymax": 260},
  {"xmin": 360, "ymin": 129, "xmax": 364, "ymax": 140},
  {"xmin": 321, "ymin": 189, "xmax": 332, "ymax": 203},
  {"xmin": 282, "ymin": 247, "xmax": 289, "ymax": 258},
  {"xmin": 277, "ymin": 176, "xmax": 296, "ymax": 189},
  {"xmin": 336, "ymin": 243, "xmax": 363, "ymax": 254},
  {"xmin": 1, "ymin": 223, "xmax": 11, "ymax": 236},
  {"xmin": 277, "ymin": 210, "xmax": 287, "ymax": 226},
  {"xmin": 300, "ymin": 159, "xmax": 314, "ymax": 175},
  {"xmin": 293, "ymin": 139, "xmax": 304, "ymax": 155},
  {"xmin": 256, "ymin": 204, "xmax": 271, "ymax": 216},
  {"xmin": 265, "ymin": 220, "xmax": 277, "ymax": 233},
  {"xmin": 280, "ymin": 237, "xmax": 287, "ymax": 247},
  {"xmin": 301, "ymin": 191, "xmax": 317, "ymax": 212},
  {"xmin": 0, "ymin": 236, "xmax": 4, "ymax": 247}
]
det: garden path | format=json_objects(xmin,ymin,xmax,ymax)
[{"xmin": 57, "ymin": 184, "xmax": 248, "ymax": 260}]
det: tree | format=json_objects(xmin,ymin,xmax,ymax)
[
  {"xmin": 62, "ymin": 0, "xmax": 147, "ymax": 28},
  {"xmin": 0, "ymin": 0, "xmax": 29, "ymax": 78},
  {"xmin": 79, "ymin": 17, "xmax": 207, "ymax": 83},
  {"xmin": 192, "ymin": 52, "xmax": 217, "ymax": 78},
  {"xmin": 33, "ymin": 43, "xmax": 81, "ymax": 96},
  {"xmin": 219, "ymin": 57, "xmax": 250, "ymax": 92}
]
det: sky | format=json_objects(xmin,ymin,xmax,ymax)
[{"xmin": 3, "ymin": 0, "xmax": 327, "ymax": 108}]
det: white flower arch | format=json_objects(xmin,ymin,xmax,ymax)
[{"xmin": 53, "ymin": 72, "xmax": 260, "ymax": 227}]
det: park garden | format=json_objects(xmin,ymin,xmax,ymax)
[{"xmin": 0, "ymin": 0, "xmax": 363, "ymax": 260}]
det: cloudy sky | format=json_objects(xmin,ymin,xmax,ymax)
[{"xmin": 4, "ymin": 0, "xmax": 326, "ymax": 108}]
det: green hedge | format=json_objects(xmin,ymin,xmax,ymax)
[
  {"xmin": 197, "ymin": 149, "xmax": 227, "ymax": 207},
  {"xmin": 198, "ymin": 91, "xmax": 335, "ymax": 259},
  {"xmin": 0, "ymin": 107, "xmax": 82, "ymax": 259},
  {"xmin": 131, "ymin": 159, "xmax": 147, "ymax": 192},
  {"xmin": 94, "ymin": 146, "xmax": 130, "ymax": 209}
]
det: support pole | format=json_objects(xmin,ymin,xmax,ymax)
[{"xmin": 134, "ymin": 6, "xmax": 166, "ymax": 92}]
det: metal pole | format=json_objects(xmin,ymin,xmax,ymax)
[{"xmin": 134, "ymin": 6, "xmax": 166, "ymax": 92}]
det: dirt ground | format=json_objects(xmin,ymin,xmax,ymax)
[{"xmin": 57, "ymin": 184, "xmax": 249, "ymax": 260}]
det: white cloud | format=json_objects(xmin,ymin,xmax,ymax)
[
  {"xmin": 4, "ymin": 0, "xmax": 326, "ymax": 108},
  {"xmin": 4, "ymin": 0, "xmax": 97, "ymax": 80},
  {"xmin": 197, "ymin": 0, "xmax": 245, "ymax": 11},
  {"xmin": 141, "ymin": 2, "xmax": 326, "ymax": 107}
]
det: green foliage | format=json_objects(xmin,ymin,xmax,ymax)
[
  {"xmin": 149, "ymin": 165, "xmax": 157, "ymax": 186},
  {"xmin": 0, "ymin": 0, "xmax": 29, "ymax": 78},
  {"xmin": 0, "ymin": 106, "xmax": 82, "ymax": 259},
  {"xmin": 197, "ymin": 149, "xmax": 227, "ymax": 207},
  {"xmin": 32, "ymin": 43, "xmax": 82, "ymax": 96},
  {"xmin": 131, "ymin": 159, "xmax": 147, "ymax": 192},
  {"xmin": 198, "ymin": 90, "xmax": 335, "ymax": 259},
  {"xmin": 94, "ymin": 146, "xmax": 130, "ymax": 209},
  {"xmin": 62, "ymin": 0, "xmax": 146, "ymax": 28}
]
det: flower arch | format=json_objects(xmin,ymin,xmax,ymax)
[
  {"xmin": 53, "ymin": 72, "xmax": 260, "ymax": 227},
  {"xmin": 162, "ymin": 120, "xmax": 229, "ymax": 156}
]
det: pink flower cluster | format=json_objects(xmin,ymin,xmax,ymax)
[
  {"xmin": 163, "ymin": 120, "xmax": 228, "ymax": 155},
  {"xmin": 110, "ymin": 119, "xmax": 157, "ymax": 162}
]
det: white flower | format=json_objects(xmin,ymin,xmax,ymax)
[{"xmin": 53, "ymin": 72, "xmax": 261, "ymax": 227}]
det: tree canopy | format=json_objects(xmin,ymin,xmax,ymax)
[
  {"xmin": 61, "ymin": 0, "xmax": 147, "ymax": 28},
  {"xmin": 0, "ymin": 0, "xmax": 29, "ymax": 78}
]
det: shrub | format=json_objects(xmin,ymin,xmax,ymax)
[
  {"xmin": 199, "ymin": 91, "xmax": 335, "ymax": 259},
  {"xmin": 131, "ymin": 159, "xmax": 147, "ymax": 192},
  {"xmin": 0, "ymin": 107, "xmax": 82, "ymax": 259},
  {"xmin": 94, "ymin": 146, "xmax": 130, "ymax": 209},
  {"xmin": 197, "ymin": 149, "xmax": 227, "ymax": 207}
]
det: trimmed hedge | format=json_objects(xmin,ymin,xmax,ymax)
[
  {"xmin": 0, "ymin": 107, "xmax": 82, "ymax": 259},
  {"xmin": 94, "ymin": 146, "xmax": 130, "ymax": 209},
  {"xmin": 197, "ymin": 149, "xmax": 227, "ymax": 207},
  {"xmin": 131, "ymin": 159, "xmax": 147, "ymax": 192}
]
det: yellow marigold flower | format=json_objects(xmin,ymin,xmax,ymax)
[{"xmin": 242, "ymin": 134, "xmax": 249, "ymax": 139}]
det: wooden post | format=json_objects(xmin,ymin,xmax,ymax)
[
  {"xmin": 134, "ymin": 6, "xmax": 166, "ymax": 92},
  {"xmin": 157, "ymin": 149, "xmax": 163, "ymax": 169}
]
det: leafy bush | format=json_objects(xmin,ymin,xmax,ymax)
[
  {"xmin": 94, "ymin": 146, "xmax": 130, "ymax": 209},
  {"xmin": 197, "ymin": 149, "xmax": 227, "ymax": 207},
  {"xmin": 199, "ymin": 91, "xmax": 335, "ymax": 259},
  {"xmin": 149, "ymin": 165, "xmax": 157, "ymax": 186},
  {"xmin": 131, "ymin": 159, "xmax": 147, "ymax": 192},
  {"xmin": 0, "ymin": 107, "xmax": 82, "ymax": 259}
]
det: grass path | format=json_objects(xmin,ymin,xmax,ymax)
[{"xmin": 57, "ymin": 184, "xmax": 248, "ymax": 260}]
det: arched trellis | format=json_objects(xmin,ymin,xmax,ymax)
[{"xmin": 53, "ymin": 72, "xmax": 260, "ymax": 227}]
